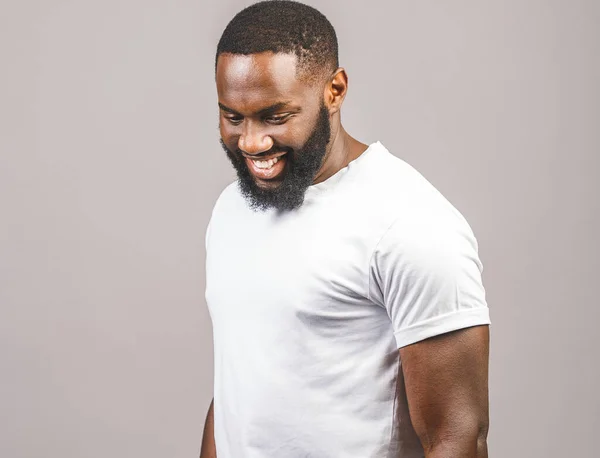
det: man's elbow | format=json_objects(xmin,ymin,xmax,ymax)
[
  {"xmin": 424, "ymin": 419, "xmax": 489, "ymax": 458},
  {"xmin": 476, "ymin": 421, "xmax": 489, "ymax": 457}
]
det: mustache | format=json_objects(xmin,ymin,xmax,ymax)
[
  {"xmin": 247, "ymin": 148, "xmax": 292, "ymax": 158},
  {"xmin": 219, "ymin": 139, "xmax": 292, "ymax": 159}
]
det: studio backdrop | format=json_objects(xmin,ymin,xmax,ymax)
[{"xmin": 1, "ymin": 1, "xmax": 598, "ymax": 457}]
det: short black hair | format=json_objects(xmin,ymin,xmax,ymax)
[{"xmin": 216, "ymin": 0, "xmax": 339, "ymax": 81}]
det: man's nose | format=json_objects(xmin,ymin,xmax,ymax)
[{"xmin": 238, "ymin": 122, "xmax": 273, "ymax": 155}]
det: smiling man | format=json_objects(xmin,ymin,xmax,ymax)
[{"xmin": 201, "ymin": 2, "xmax": 491, "ymax": 458}]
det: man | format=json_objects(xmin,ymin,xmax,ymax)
[{"xmin": 201, "ymin": 1, "xmax": 490, "ymax": 457}]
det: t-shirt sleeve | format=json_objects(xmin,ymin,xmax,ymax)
[{"xmin": 368, "ymin": 210, "xmax": 490, "ymax": 349}]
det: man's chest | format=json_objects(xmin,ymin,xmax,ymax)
[{"xmin": 205, "ymin": 209, "xmax": 380, "ymax": 330}]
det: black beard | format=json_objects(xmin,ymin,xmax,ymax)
[{"xmin": 220, "ymin": 104, "xmax": 331, "ymax": 212}]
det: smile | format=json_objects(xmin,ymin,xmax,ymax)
[
  {"xmin": 253, "ymin": 156, "xmax": 280, "ymax": 169},
  {"xmin": 244, "ymin": 152, "xmax": 288, "ymax": 181}
]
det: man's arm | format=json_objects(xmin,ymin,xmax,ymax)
[
  {"xmin": 200, "ymin": 398, "xmax": 216, "ymax": 458},
  {"xmin": 399, "ymin": 325, "xmax": 489, "ymax": 458}
]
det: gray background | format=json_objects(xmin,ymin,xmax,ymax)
[{"xmin": 1, "ymin": 0, "xmax": 598, "ymax": 457}]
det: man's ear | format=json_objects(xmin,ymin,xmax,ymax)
[{"xmin": 324, "ymin": 68, "xmax": 348, "ymax": 115}]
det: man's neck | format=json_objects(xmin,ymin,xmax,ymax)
[{"xmin": 313, "ymin": 125, "xmax": 368, "ymax": 185}]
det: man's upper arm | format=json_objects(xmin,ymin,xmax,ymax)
[{"xmin": 399, "ymin": 325, "xmax": 490, "ymax": 458}]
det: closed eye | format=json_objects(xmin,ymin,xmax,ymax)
[
  {"xmin": 264, "ymin": 114, "xmax": 292, "ymax": 124},
  {"xmin": 224, "ymin": 115, "xmax": 243, "ymax": 125}
]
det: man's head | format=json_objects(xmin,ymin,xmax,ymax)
[{"xmin": 215, "ymin": 1, "xmax": 346, "ymax": 212}]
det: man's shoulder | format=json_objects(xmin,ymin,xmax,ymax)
[
  {"xmin": 206, "ymin": 180, "xmax": 246, "ymax": 227},
  {"xmin": 354, "ymin": 143, "xmax": 473, "ymax": 239},
  {"xmin": 355, "ymin": 142, "xmax": 431, "ymax": 197},
  {"xmin": 219, "ymin": 180, "xmax": 240, "ymax": 201},
  {"xmin": 356, "ymin": 143, "xmax": 454, "ymax": 213},
  {"xmin": 213, "ymin": 180, "xmax": 241, "ymax": 209}
]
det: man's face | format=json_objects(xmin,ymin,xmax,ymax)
[{"xmin": 216, "ymin": 52, "xmax": 331, "ymax": 212}]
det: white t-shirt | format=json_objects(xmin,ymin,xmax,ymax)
[{"xmin": 205, "ymin": 141, "xmax": 490, "ymax": 458}]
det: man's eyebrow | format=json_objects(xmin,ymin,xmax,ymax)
[
  {"xmin": 257, "ymin": 102, "xmax": 294, "ymax": 115},
  {"xmin": 218, "ymin": 102, "xmax": 240, "ymax": 115},
  {"xmin": 218, "ymin": 101, "xmax": 295, "ymax": 116}
]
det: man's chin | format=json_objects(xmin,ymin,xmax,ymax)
[
  {"xmin": 238, "ymin": 173, "xmax": 307, "ymax": 212},
  {"xmin": 252, "ymin": 176, "xmax": 283, "ymax": 191}
]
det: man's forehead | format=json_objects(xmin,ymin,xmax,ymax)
[{"xmin": 217, "ymin": 52, "xmax": 302, "ymax": 94}]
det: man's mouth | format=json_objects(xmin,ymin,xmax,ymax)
[{"xmin": 243, "ymin": 152, "xmax": 288, "ymax": 181}]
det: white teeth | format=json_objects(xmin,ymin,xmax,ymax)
[{"xmin": 253, "ymin": 156, "xmax": 281, "ymax": 169}]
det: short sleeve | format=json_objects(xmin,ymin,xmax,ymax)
[{"xmin": 368, "ymin": 211, "xmax": 490, "ymax": 349}]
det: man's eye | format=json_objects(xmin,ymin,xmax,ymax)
[
  {"xmin": 265, "ymin": 114, "xmax": 290, "ymax": 124},
  {"xmin": 226, "ymin": 116, "xmax": 243, "ymax": 125}
]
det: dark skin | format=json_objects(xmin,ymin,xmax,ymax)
[
  {"xmin": 400, "ymin": 326, "xmax": 489, "ymax": 458},
  {"xmin": 216, "ymin": 52, "xmax": 367, "ymax": 188},
  {"xmin": 200, "ymin": 51, "xmax": 490, "ymax": 458}
]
